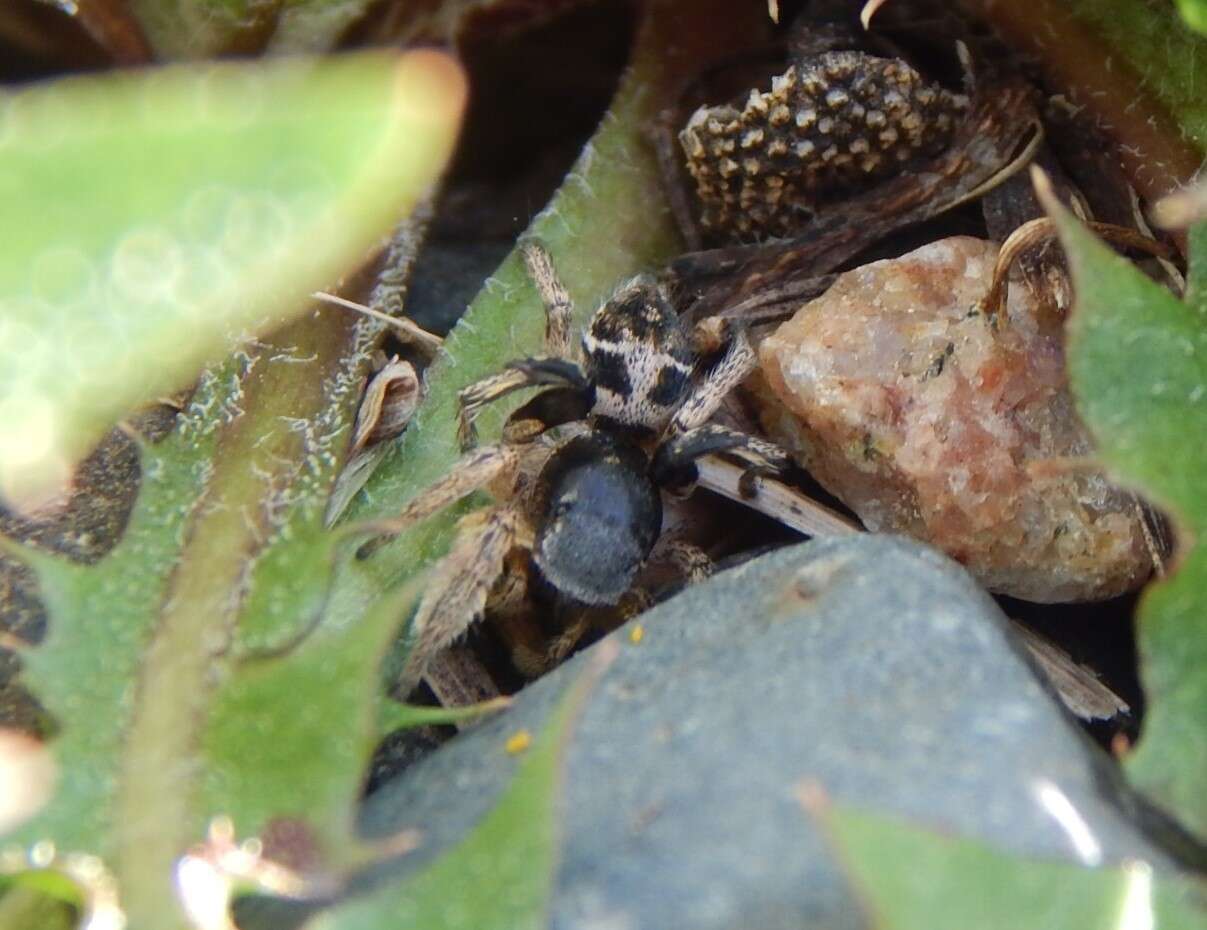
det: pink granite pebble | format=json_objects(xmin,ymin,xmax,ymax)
[{"xmin": 754, "ymin": 236, "xmax": 1153, "ymax": 602}]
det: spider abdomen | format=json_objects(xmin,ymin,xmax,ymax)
[{"xmin": 533, "ymin": 432, "xmax": 662, "ymax": 605}]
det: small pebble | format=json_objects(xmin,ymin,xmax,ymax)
[{"xmin": 753, "ymin": 236, "xmax": 1153, "ymax": 602}]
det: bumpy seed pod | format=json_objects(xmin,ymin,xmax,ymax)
[{"xmin": 679, "ymin": 51, "xmax": 969, "ymax": 241}]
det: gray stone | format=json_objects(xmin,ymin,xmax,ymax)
[{"xmin": 356, "ymin": 535, "xmax": 1188, "ymax": 930}]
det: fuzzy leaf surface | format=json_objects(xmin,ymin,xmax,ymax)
[
  {"xmin": 1046, "ymin": 198, "xmax": 1207, "ymax": 839},
  {"xmin": 967, "ymin": 0, "xmax": 1207, "ymax": 200},
  {"xmin": 8, "ymin": 303, "xmax": 419, "ymax": 928}
]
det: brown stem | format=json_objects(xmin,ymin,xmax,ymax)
[{"xmin": 979, "ymin": 216, "xmax": 1175, "ymax": 324}]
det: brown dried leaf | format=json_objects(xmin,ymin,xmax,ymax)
[{"xmin": 351, "ymin": 358, "xmax": 422, "ymax": 454}]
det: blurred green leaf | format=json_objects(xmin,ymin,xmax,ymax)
[
  {"xmin": 1043, "ymin": 189, "xmax": 1207, "ymax": 840},
  {"xmin": 1176, "ymin": 0, "xmax": 1207, "ymax": 35},
  {"xmin": 0, "ymin": 886, "xmax": 76, "ymax": 930},
  {"xmin": 825, "ymin": 805, "xmax": 1207, "ymax": 929},
  {"xmin": 0, "ymin": 49, "xmax": 464, "ymax": 506}
]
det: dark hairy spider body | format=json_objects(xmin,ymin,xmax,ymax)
[
  {"xmin": 532, "ymin": 431, "xmax": 662, "ymax": 605},
  {"xmin": 357, "ymin": 242, "xmax": 792, "ymax": 693}
]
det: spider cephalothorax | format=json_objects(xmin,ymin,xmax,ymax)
[
  {"xmin": 356, "ymin": 242, "xmax": 792, "ymax": 693},
  {"xmin": 579, "ymin": 282, "xmax": 694, "ymax": 431}
]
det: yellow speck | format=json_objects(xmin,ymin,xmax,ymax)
[
  {"xmin": 505, "ymin": 730, "xmax": 531, "ymax": 755},
  {"xmin": 629, "ymin": 624, "xmax": 645, "ymax": 645}
]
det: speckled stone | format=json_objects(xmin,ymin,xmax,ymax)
[
  {"xmin": 754, "ymin": 236, "xmax": 1153, "ymax": 602},
  {"xmin": 344, "ymin": 538, "xmax": 1184, "ymax": 930}
]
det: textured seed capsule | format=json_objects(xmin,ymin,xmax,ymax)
[{"xmin": 679, "ymin": 51, "xmax": 968, "ymax": 241}]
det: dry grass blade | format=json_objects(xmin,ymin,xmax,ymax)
[
  {"xmin": 1011, "ymin": 625, "xmax": 1130, "ymax": 722},
  {"xmin": 694, "ymin": 457, "xmax": 861, "ymax": 537},
  {"xmin": 978, "ymin": 215, "xmax": 1175, "ymax": 324},
  {"xmin": 313, "ymin": 292, "xmax": 444, "ymax": 356},
  {"xmin": 860, "ymin": 0, "xmax": 893, "ymax": 30}
]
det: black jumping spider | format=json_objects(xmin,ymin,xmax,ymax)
[
  {"xmin": 356, "ymin": 242, "xmax": 793, "ymax": 691},
  {"xmin": 356, "ymin": 8, "xmax": 1052, "ymax": 697}
]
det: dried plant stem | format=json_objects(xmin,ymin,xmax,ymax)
[
  {"xmin": 980, "ymin": 217, "xmax": 1173, "ymax": 324},
  {"xmin": 313, "ymin": 292, "xmax": 444, "ymax": 355},
  {"xmin": 694, "ymin": 457, "xmax": 861, "ymax": 537}
]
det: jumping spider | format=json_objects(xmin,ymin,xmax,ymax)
[{"xmin": 357, "ymin": 242, "xmax": 794, "ymax": 692}]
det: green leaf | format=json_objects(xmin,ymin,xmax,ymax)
[
  {"xmin": 1176, "ymin": 0, "xmax": 1207, "ymax": 35},
  {"xmin": 0, "ymin": 886, "xmax": 76, "ymax": 930},
  {"xmin": 1041, "ymin": 187, "xmax": 1207, "ymax": 839},
  {"xmin": 8, "ymin": 303, "xmax": 414, "ymax": 927},
  {"xmin": 0, "ymin": 50, "xmax": 464, "ymax": 506},
  {"xmin": 200, "ymin": 575, "xmax": 423, "ymax": 863},
  {"xmin": 311, "ymin": 649, "xmax": 606, "ymax": 930},
  {"xmin": 824, "ymin": 805, "xmax": 1207, "ymax": 929},
  {"xmin": 377, "ymin": 696, "xmax": 512, "ymax": 736}
]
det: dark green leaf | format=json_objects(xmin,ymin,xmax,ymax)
[
  {"xmin": 825, "ymin": 804, "xmax": 1207, "ymax": 929},
  {"xmin": 1043, "ymin": 186, "xmax": 1207, "ymax": 839},
  {"xmin": 312, "ymin": 648, "xmax": 608, "ymax": 930}
]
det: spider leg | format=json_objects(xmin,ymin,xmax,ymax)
[
  {"xmin": 420, "ymin": 645, "xmax": 501, "ymax": 710},
  {"xmin": 352, "ymin": 444, "xmax": 520, "ymax": 557},
  {"xmin": 694, "ymin": 455, "xmax": 862, "ymax": 537},
  {"xmin": 652, "ymin": 538, "xmax": 715, "ymax": 583},
  {"xmin": 668, "ymin": 328, "xmax": 757, "ymax": 434},
  {"xmin": 396, "ymin": 505, "xmax": 521, "ymax": 696},
  {"xmin": 653, "ymin": 422, "xmax": 792, "ymax": 496},
  {"xmin": 542, "ymin": 614, "xmax": 594, "ymax": 671},
  {"xmin": 514, "ymin": 576, "xmax": 660, "ymax": 678},
  {"xmin": 457, "ymin": 357, "xmax": 590, "ymax": 449},
  {"xmin": 521, "ymin": 240, "xmax": 577, "ymax": 360},
  {"xmin": 508, "ymin": 618, "xmax": 568, "ymax": 680}
]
